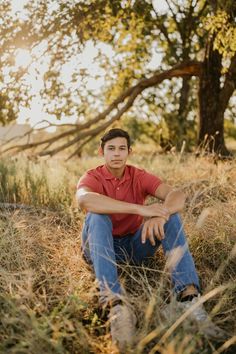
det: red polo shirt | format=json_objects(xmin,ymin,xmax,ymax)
[{"xmin": 77, "ymin": 164, "xmax": 162, "ymax": 237}]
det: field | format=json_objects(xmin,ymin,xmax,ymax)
[{"xmin": 0, "ymin": 152, "xmax": 235, "ymax": 354}]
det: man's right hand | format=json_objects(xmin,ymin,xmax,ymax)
[{"xmin": 140, "ymin": 203, "xmax": 170, "ymax": 220}]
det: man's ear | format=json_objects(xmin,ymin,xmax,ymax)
[
  {"xmin": 98, "ymin": 147, "xmax": 103, "ymax": 156},
  {"xmin": 128, "ymin": 147, "xmax": 133, "ymax": 155}
]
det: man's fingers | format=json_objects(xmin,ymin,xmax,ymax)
[
  {"xmin": 162, "ymin": 208, "xmax": 170, "ymax": 220},
  {"xmin": 142, "ymin": 222, "xmax": 156, "ymax": 246},
  {"xmin": 157, "ymin": 207, "xmax": 169, "ymax": 220},
  {"xmin": 142, "ymin": 218, "xmax": 166, "ymax": 245},
  {"xmin": 148, "ymin": 226, "xmax": 155, "ymax": 246},
  {"xmin": 144, "ymin": 203, "xmax": 171, "ymax": 219},
  {"xmin": 163, "ymin": 206, "xmax": 170, "ymax": 215},
  {"xmin": 159, "ymin": 224, "xmax": 165, "ymax": 240},
  {"xmin": 154, "ymin": 223, "xmax": 160, "ymax": 239},
  {"xmin": 152, "ymin": 220, "xmax": 165, "ymax": 241},
  {"xmin": 141, "ymin": 224, "xmax": 147, "ymax": 244}
]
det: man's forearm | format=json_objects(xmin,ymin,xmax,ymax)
[
  {"xmin": 76, "ymin": 190, "xmax": 170, "ymax": 219},
  {"xmin": 163, "ymin": 190, "xmax": 186, "ymax": 215},
  {"xmin": 77, "ymin": 190, "xmax": 141, "ymax": 215}
]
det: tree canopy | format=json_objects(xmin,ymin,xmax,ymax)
[{"xmin": 0, "ymin": 0, "xmax": 236, "ymax": 157}]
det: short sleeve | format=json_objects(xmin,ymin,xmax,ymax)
[
  {"xmin": 77, "ymin": 171, "xmax": 102, "ymax": 194},
  {"xmin": 140, "ymin": 170, "xmax": 162, "ymax": 196}
]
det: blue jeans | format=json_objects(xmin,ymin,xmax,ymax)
[{"xmin": 81, "ymin": 213, "xmax": 200, "ymax": 304}]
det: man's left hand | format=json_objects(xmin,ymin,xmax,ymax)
[{"xmin": 141, "ymin": 217, "xmax": 167, "ymax": 246}]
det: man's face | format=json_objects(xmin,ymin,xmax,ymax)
[{"xmin": 102, "ymin": 137, "xmax": 130, "ymax": 170}]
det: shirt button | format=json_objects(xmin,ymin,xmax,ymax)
[{"xmin": 117, "ymin": 187, "xmax": 119, "ymax": 190}]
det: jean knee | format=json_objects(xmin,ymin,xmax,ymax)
[
  {"xmin": 169, "ymin": 212, "xmax": 181, "ymax": 223},
  {"xmin": 163, "ymin": 212, "xmax": 187, "ymax": 249},
  {"xmin": 165, "ymin": 213, "xmax": 182, "ymax": 229}
]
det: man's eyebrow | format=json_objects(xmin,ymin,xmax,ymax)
[{"xmin": 107, "ymin": 144, "xmax": 127, "ymax": 147}]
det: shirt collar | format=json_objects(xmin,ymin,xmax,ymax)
[{"xmin": 102, "ymin": 165, "xmax": 131, "ymax": 181}]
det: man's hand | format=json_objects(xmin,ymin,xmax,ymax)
[
  {"xmin": 141, "ymin": 203, "xmax": 170, "ymax": 220},
  {"xmin": 141, "ymin": 217, "xmax": 167, "ymax": 245}
]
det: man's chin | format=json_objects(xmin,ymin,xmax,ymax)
[
  {"xmin": 111, "ymin": 161, "xmax": 123, "ymax": 165},
  {"xmin": 109, "ymin": 162, "xmax": 124, "ymax": 168}
]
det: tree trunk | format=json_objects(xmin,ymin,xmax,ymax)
[
  {"xmin": 198, "ymin": 38, "xmax": 230, "ymax": 156},
  {"xmin": 177, "ymin": 77, "xmax": 191, "ymax": 149}
]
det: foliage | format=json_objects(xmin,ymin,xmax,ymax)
[
  {"xmin": 225, "ymin": 119, "xmax": 236, "ymax": 140},
  {"xmin": 205, "ymin": 9, "xmax": 236, "ymax": 59},
  {"xmin": 0, "ymin": 0, "xmax": 235, "ymax": 155}
]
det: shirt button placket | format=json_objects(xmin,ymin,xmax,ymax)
[{"xmin": 116, "ymin": 185, "xmax": 120, "ymax": 197}]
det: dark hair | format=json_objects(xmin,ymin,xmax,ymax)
[{"xmin": 100, "ymin": 128, "xmax": 131, "ymax": 150}]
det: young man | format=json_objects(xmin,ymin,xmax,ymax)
[{"xmin": 76, "ymin": 128, "xmax": 226, "ymax": 350}]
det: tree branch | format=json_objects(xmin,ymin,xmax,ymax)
[
  {"xmin": 165, "ymin": 0, "xmax": 182, "ymax": 34},
  {"xmin": 1, "ymin": 60, "xmax": 202, "ymax": 157}
]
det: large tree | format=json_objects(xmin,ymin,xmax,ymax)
[
  {"xmin": 198, "ymin": 2, "xmax": 236, "ymax": 154},
  {"xmin": 1, "ymin": 0, "xmax": 236, "ymax": 157}
]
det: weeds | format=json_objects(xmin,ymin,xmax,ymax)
[
  {"xmin": 0, "ymin": 157, "xmax": 75, "ymax": 209},
  {"xmin": 0, "ymin": 154, "xmax": 235, "ymax": 353}
]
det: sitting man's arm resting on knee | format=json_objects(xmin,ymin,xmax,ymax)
[
  {"xmin": 141, "ymin": 184, "xmax": 186, "ymax": 245},
  {"xmin": 76, "ymin": 186, "xmax": 170, "ymax": 219}
]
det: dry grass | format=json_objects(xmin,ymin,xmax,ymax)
[{"xmin": 0, "ymin": 153, "xmax": 235, "ymax": 353}]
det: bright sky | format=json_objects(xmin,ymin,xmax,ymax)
[{"xmin": 11, "ymin": 0, "xmax": 168, "ymax": 131}]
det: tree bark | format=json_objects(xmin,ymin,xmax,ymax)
[
  {"xmin": 177, "ymin": 77, "xmax": 191, "ymax": 149},
  {"xmin": 198, "ymin": 38, "xmax": 230, "ymax": 156}
]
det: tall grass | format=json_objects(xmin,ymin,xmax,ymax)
[
  {"xmin": 0, "ymin": 153, "xmax": 235, "ymax": 353},
  {"xmin": 0, "ymin": 157, "xmax": 76, "ymax": 209}
]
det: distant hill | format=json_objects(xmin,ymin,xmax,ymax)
[{"xmin": 0, "ymin": 124, "xmax": 32, "ymax": 144}]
